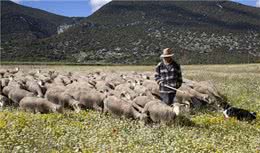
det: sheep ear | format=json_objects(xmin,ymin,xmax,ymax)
[
  {"xmin": 132, "ymin": 82, "xmax": 136, "ymax": 87},
  {"xmin": 37, "ymin": 80, "xmax": 43, "ymax": 86},
  {"xmin": 120, "ymin": 93, "xmax": 126, "ymax": 98},
  {"xmin": 125, "ymin": 93, "xmax": 131, "ymax": 100},
  {"xmin": 137, "ymin": 80, "xmax": 142, "ymax": 85},
  {"xmin": 135, "ymin": 80, "xmax": 141, "ymax": 85},
  {"xmin": 9, "ymin": 76, "xmax": 14, "ymax": 81}
]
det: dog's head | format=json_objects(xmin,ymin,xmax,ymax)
[
  {"xmin": 251, "ymin": 112, "xmax": 257, "ymax": 116},
  {"xmin": 251, "ymin": 112, "xmax": 257, "ymax": 120},
  {"xmin": 223, "ymin": 109, "xmax": 230, "ymax": 119}
]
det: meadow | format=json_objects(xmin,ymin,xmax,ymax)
[{"xmin": 0, "ymin": 64, "xmax": 260, "ymax": 153}]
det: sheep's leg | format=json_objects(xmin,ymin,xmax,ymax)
[
  {"xmin": 69, "ymin": 100, "xmax": 81, "ymax": 113},
  {"xmin": 19, "ymin": 107, "xmax": 26, "ymax": 112},
  {"xmin": 37, "ymin": 92, "xmax": 43, "ymax": 98},
  {"xmin": 139, "ymin": 113, "xmax": 150, "ymax": 125},
  {"xmin": 51, "ymin": 107, "xmax": 58, "ymax": 113},
  {"xmin": 201, "ymin": 94, "xmax": 209, "ymax": 102},
  {"xmin": 131, "ymin": 102, "xmax": 143, "ymax": 113},
  {"xmin": 102, "ymin": 100, "xmax": 109, "ymax": 115},
  {"xmin": 131, "ymin": 106, "xmax": 142, "ymax": 120},
  {"xmin": 35, "ymin": 108, "xmax": 41, "ymax": 114},
  {"xmin": 73, "ymin": 105, "xmax": 81, "ymax": 113},
  {"xmin": 0, "ymin": 101, "xmax": 4, "ymax": 108},
  {"xmin": 93, "ymin": 103, "xmax": 102, "ymax": 112},
  {"xmin": 72, "ymin": 103, "xmax": 81, "ymax": 113},
  {"xmin": 139, "ymin": 105, "xmax": 152, "ymax": 124}
]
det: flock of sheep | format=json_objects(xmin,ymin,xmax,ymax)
[{"xmin": 0, "ymin": 67, "xmax": 227, "ymax": 125}]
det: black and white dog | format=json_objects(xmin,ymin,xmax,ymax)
[{"xmin": 223, "ymin": 104, "xmax": 257, "ymax": 122}]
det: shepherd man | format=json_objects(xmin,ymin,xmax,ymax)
[{"xmin": 155, "ymin": 48, "xmax": 183, "ymax": 106}]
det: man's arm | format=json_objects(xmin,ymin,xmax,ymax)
[
  {"xmin": 155, "ymin": 63, "xmax": 162, "ymax": 84},
  {"xmin": 176, "ymin": 64, "xmax": 183, "ymax": 88}
]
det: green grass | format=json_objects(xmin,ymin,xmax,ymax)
[
  {"xmin": 0, "ymin": 64, "xmax": 260, "ymax": 152},
  {"xmin": 0, "ymin": 61, "xmax": 157, "ymax": 66}
]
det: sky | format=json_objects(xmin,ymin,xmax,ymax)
[{"xmin": 9, "ymin": 0, "xmax": 260, "ymax": 17}]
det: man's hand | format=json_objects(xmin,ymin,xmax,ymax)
[{"xmin": 176, "ymin": 82, "xmax": 182, "ymax": 89}]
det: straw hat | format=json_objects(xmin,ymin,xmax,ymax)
[{"xmin": 160, "ymin": 48, "xmax": 174, "ymax": 58}]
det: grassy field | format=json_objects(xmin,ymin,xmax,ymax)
[{"xmin": 0, "ymin": 64, "xmax": 260, "ymax": 152}]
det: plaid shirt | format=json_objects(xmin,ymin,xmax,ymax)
[{"xmin": 155, "ymin": 60, "xmax": 183, "ymax": 93}]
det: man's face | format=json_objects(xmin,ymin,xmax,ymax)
[{"xmin": 163, "ymin": 57, "xmax": 173, "ymax": 63}]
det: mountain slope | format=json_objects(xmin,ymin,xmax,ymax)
[
  {"xmin": 1, "ymin": 1, "xmax": 260, "ymax": 64},
  {"xmin": 89, "ymin": 1, "xmax": 260, "ymax": 30},
  {"xmin": 0, "ymin": 0, "xmax": 82, "ymax": 43}
]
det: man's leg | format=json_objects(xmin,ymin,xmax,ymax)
[
  {"xmin": 160, "ymin": 92, "xmax": 176, "ymax": 106},
  {"xmin": 168, "ymin": 92, "xmax": 176, "ymax": 106},
  {"xmin": 160, "ymin": 93, "xmax": 169, "ymax": 105}
]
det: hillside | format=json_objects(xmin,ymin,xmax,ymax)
[
  {"xmin": 1, "ymin": 1, "xmax": 260, "ymax": 64},
  {"xmin": 0, "ymin": 0, "xmax": 82, "ymax": 44}
]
